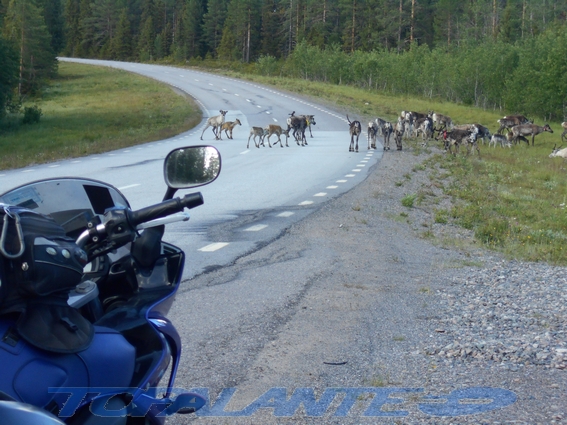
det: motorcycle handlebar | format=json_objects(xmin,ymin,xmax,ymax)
[{"xmin": 128, "ymin": 192, "xmax": 204, "ymax": 227}]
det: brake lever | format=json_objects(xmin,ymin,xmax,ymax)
[{"xmin": 136, "ymin": 212, "xmax": 190, "ymax": 230}]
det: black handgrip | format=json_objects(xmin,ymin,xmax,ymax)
[
  {"xmin": 128, "ymin": 192, "xmax": 204, "ymax": 227},
  {"xmin": 180, "ymin": 192, "xmax": 205, "ymax": 210}
]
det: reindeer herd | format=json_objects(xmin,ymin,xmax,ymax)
[
  {"xmin": 356, "ymin": 110, "xmax": 561, "ymax": 158},
  {"xmin": 200, "ymin": 108, "xmax": 566, "ymax": 161},
  {"xmin": 200, "ymin": 110, "xmax": 316, "ymax": 149}
]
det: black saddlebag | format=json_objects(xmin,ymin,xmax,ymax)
[
  {"xmin": 1, "ymin": 206, "xmax": 87, "ymax": 302},
  {"xmin": 0, "ymin": 205, "xmax": 92, "ymax": 352}
]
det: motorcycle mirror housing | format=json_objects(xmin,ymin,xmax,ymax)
[{"xmin": 164, "ymin": 146, "xmax": 221, "ymax": 189}]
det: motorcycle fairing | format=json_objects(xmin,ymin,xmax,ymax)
[{"xmin": 0, "ymin": 321, "xmax": 135, "ymax": 412}]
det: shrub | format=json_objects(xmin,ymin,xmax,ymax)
[{"xmin": 22, "ymin": 105, "xmax": 42, "ymax": 124}]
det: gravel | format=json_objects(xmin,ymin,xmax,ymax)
[
  {"xmin": 426, "ymin": 261, "xmax": 567, "ymax": 371},
  {"xmin": 168, "ymin": 142, "xmax": 566, "ymax": 424}
]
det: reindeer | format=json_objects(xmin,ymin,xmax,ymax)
[
  {"xmin": 247, "ymin": 126, "xmax": 267, "ymax": 149},
  {"xmin": 473, "ymin": 124, "xmax": 491, "ymax": 145},
  {"xmin": 453, "ymin": 123, "xmax": 491, "ymax": 145},
  {"xmin": 382, "ymin": 121, "xmax": 394, "ymax": 151},
  {"xmin": 264, "ymin": 124, "xmax": 290, "ymax": 147},
  {"xmin": 438, "ymin": 127, "xmax": 478, "ymax": 155},
  {"xmin": 219, "ymin": 118, "xmax": 241, "ymax": 140},
  {"xmin": 287, "ymin": 112, "xmax": 308, "ymax": 146},
  {"xmin": 402, "ymin": 110, "xmax": 430, "ymax": 137},
  {"xmin": 561, "ymin": 122, "xmax": 567, "ymax": 142},
  {"xmin": 393, "ymin": 118, "xmax": 406, "ymax": 151},
  {"xmin": 510, "ymin": 123, "xmax": 553, "ymax": 146},
  {"xmin": 301, "ymin": 114, "xmax": 317, "ymax": 138},
  {"xmin": 507, "ymin": 131, "xmax": 528, "ymax": 145},
  {"xmin": 368, "ymin": 118, "xmax": 388, "ymax": 149},
  {"xmin": 430, "ymin": 112, "xmax": 453, "ymax": 131},
  {"xmin": 200, "ymin": 110, "xmax": 228, "ymax": 140},
  {"xmin": 497, "ymin": 114, "xmax": 531, "ymax": 134},
  {"xmin": 414, "ymin": 116, "xmax": 434, "ymax": 145},
  {"xmin": 489, "ymin": 134, "xmax": 512, "ymax": 148},
  {"xmin": 549, "ymin": 143, "xmax": 567, "ymax": 160},
  {"xmin": 347, "ymin": 115, "xmax": 362, "ymax": 152}
]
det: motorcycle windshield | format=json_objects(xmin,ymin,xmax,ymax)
[{"xmin": 0, "ymin": 178, "xmax": 129, "ymax": 236}]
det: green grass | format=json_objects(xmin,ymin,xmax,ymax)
[
  {"xmin": 401, "ymin": 193, "xmax": 417, "ymax": 208},
  {"xmin": 0, "ymin": 62, "xmax": 201, "ymax": 170}
]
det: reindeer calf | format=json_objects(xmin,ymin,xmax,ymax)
[
  {"xmin": 247, "ymin": 126, "xmax": 268, "ymax": 149},
  {"xmin": 489, "ymin": 134, "xmax": 512, "ymax": 148},
  {"xmin": 264, "ymin": 124, "xmax": 290, "ymax": 147},
  {"xmin": 220, "ymin": 119, "xmax": 242, "ymax": 140}
]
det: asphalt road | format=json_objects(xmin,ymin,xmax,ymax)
[{"xmin": 2, "ymin": 58, "xmax": 380, "ymax": 281}]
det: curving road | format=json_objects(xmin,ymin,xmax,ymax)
[{"xmin": 1, "ymin": 59, "xmax": 382, "ymax": 281}]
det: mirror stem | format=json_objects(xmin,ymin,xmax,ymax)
[{"xmin": 163, "ymin": 187, "xmax": 178, "ymax": 201}]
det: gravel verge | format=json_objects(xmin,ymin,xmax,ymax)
[{"xmin": 169, "ymin": 143, "xmax": 566, "ymax": 424}]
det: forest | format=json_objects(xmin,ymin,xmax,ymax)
[{"xmin": 1, "ymin": 0, "xmax": 567, "ymax": 123}]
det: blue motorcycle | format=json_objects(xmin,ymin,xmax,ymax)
[{"xmin": 0, "ymin": 146, "xmax": 220, "ymax": 424}]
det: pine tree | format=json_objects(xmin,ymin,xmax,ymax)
[
  {"xmin": 37, "ymin": 0, "xmax": 64, "ymax": 53},
  {"xmin": 0, "ymin": 36, "xmax": 19, "ymax": 120},
  {"xmin": 63, "ymin": 0, "xmax": 80, "ymax": 56},
  {"xmin": 112, "ymin": 8, "xmax": 132, "ymax": 60},
  {"xmin": 81, "ymin": 0, "xmax": 120, "ymax": 56},
  {"xmin": 202, "ymin": 0, "xmax": 228, "ymax": 57},
  {"xmin": 179, "ymin": 0, "xmax": 204, "ymax": 59},
  {"xmin": 138, "ymin": 15, "xmax": 155, "ymax": 60},
  {"xmin": 2, "ymin": 0, "xmax": 57, "ymax": 95}
]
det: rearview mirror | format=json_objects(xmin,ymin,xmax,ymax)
[{"xmin": 164, "ymin": 146, "xmax": 221, "ymax": 189}]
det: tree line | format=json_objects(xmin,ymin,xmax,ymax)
[{"xmin": 1, "ymin": 0, "xmax": 567, "ymax": 124}]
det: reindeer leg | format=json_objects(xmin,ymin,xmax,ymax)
[{"xmin": 200, "ymin": 124, "xmax": 209, "ymax": 140}]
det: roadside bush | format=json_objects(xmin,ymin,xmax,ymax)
[{"xmin": 22, "ymin": 105, "xmax": 42, "ymax": 124}]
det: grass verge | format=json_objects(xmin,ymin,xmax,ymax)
[{"xmin": 0, "ymin": 62, "xmax": 201, "ymax": 170}]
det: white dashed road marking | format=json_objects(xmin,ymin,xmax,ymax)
[
  {"xmin": 118, "ymin": 184, "xmax": 141, "ymax": 191},
  {"xmin": 277, "ymin": 212, "xmax": 294, "ymax": 217},
  {"xmin": 245, "ymin": 224, "xmax": 268, "ymax": 232},
  {"xmin": 299, "ymin": 201, "xmax": 314, "ymax": 205},
  {"xmin": 199, "ymin": 243, "xmax": 229, "ymax": 252}
]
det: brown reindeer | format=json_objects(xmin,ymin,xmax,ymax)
[
  {"xmin": 264, "ymin": 124, "xmax": 290, "ymax": 147},
  {"xmin": 219, "ymin": 119, "xmax": 241, "ymax": 140},
  {"xmin": 510, "ymin": 123, "xmax": 553, "ymax": 146},
  {"xmin": 347, "ymin": 115, "xmax": 362, "ymax": 152},
  {"xmin": 497, "ymin": 114, "xmax": 531, "ymax": 134}
]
